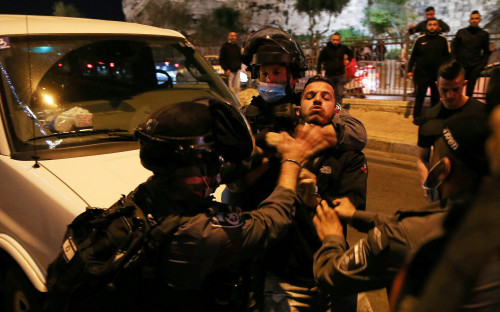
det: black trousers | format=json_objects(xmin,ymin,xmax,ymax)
[{"xmin": 414, "ymin": 75, "xmax": 440, "ymax": 118}]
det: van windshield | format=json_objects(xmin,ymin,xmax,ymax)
[{"xmin": 0, "ymin": 35, "xmax": 237, "ymax": 160}]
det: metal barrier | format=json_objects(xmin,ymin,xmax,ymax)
[{"xmin": 198, "ymin": 32, "xmax": 499, "ymax": 100}]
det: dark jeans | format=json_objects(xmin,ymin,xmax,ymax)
[
  {"xmin": 414, "ymin": 76, "xmax": 440, "ymax": 118},
  {"xmin": 327, "ymin": 74, "xmax": 347, "ymax": 104}
]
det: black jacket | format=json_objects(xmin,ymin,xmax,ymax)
[
  {"xmin": 408, "ymin": 33, "xmax": 450, "ymax": 78},
  {"xmin": 317, "ymin": 42, "xmax": 353, "ymax": 76},
  {"xmin": 219, "ymin": 41, "xmax": 241, "ymax": 72},
  {"xmin": 452, "ymin": 26, "xmax": 491, "ymax": 69},
  {"xmin": 267, "ymin": 149, "xmax": 368, "ymax": 284}
]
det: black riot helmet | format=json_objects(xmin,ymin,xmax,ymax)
[
  {"xmin": 242, "ymin": 27, "xmax": 308, "ymax": 80},
  {"xmin": 135, "ymin": 97, "xmax": 254, "ymax": 176}
]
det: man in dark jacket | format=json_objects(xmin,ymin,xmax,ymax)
[
  {"xmin": 408, "ymin": 6, "xmax": 450, "ymax": 35},
  {"xmin": 223, "ymin": 27, "xmax": 367, "ymax": 212},
  {"xmin": 408, "ymin": 18, "xmax": 450, "ymax": 122},
  {"xmin": 219, "ymin": 31, "xmax": 242, "ymax": 100},
  {"xmin": 452, "ymin": 10, "xmax": 491, "ymax": 97},
  {"xmin": 262, "ymin": 76, "xmax": 368, "ymax": 311},
  {"xmin": 317, "ymin": 32, "xmax": 353, "ymax": 105}
]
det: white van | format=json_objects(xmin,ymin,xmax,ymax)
[{"xmin": 0, "ymin": 14, "xmax": 238, "ymax": 311}]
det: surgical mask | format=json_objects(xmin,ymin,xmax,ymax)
[
  {"xmin": 257, "ymin": 82, "xmax": 287, "ymax": 103},
  {"xmin": 422, "ymin": 159, "xmax": 445, "ymax": 202}
]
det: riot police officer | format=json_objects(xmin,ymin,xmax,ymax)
[{"xmin": 130, "ymin": 97, "xmax": 330, "ymax": 311}]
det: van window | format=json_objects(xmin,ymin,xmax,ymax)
[{"xmin": 0, "ymin": 35, "xmax": 236, "ymax": 159}]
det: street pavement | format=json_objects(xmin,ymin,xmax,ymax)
[{"xmin": 239, "ymin": 88, "xmax": 420, "ymax": 169}]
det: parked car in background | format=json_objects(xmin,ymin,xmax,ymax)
[{"xmin": 0, "ymin": 14, "xmax": 237, "ymax": 311}]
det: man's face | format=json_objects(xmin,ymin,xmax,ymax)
[
  {"xmin": 426, "ymin": 9, "xmax": 435, "ymax": 19},
  {"xmin": 228, "ymin": 32, "xmax": 237, "ymax": 42},
  {"xmin": 330, "ymin": 35, "xmax": 341, "ymax": 46},
  {"xmin": 259, "ymin": 64, "xmax": 288, "ymax": 84},
  {"xmin": 178, "ymin": 175, "xmax": 218, "ymax": 198},
  {"xmin": 299, "ymin": 81, "xmax": 336, "ymax": 126},
  {"xmin": 469, "ymin": 14, "xmax": 481, "ymax": 27},
  {"xmin": 486, "ymin": 106, "xmax": 500, "ymax": 176},
  {"xmin": 437, "ymin": 75, "xmax": 467, "ymax": 109},
  {"xmin": 427, "ymin": 20, "xmax": 439, "ymax": 33},
  {"xmin": 173, "ymin": 165, "xmax": 219, "ymax": 198}
]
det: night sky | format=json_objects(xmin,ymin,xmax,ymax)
[{"xmin": 0, "ymin": 0, "xmax": 125, "ymax": 21}]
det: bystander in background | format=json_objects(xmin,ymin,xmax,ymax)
[
  {"xmin": 408, "ymin": 6, "xmax": 450, "ymax": 35},
  {"xmin": 452, "ymin": 10, "xmax": 491, "ymax": 97},
  {"xmin": 219, "ymin": 31, "xmax": 242, "ymax": 101},
  {"xmin": 317, "ymin": 32, "xmax": 353, "ymax": 106}
]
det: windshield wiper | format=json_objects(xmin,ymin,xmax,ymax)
[{"xmin": 27, "ymin": 129, "xmax": 134, "ymax": 142}]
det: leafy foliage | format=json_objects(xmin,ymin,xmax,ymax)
[
  {"xmin": 53, "ymin": 1, "xmax": 83, "ymax": 18},
  {"xmin": 385, "ymin": 48, "xmax": 401, "ymax": 60},
  {"xmin": 144, "ymin": 0, "xmax": 193, "ymax": 36},
  {"xmin": 295, "ymin": 0, "xmax": 350, "ymax": 34},
  {"xmin": 363, "ymin": 0, "xmax": 410, "ymax": 36},
  {"xmin": 212, "ymin": 6, "xmax": 243, "ymax": 31},
  {"xmin": 295, "ymin": 0, "xmax": 350, "ymax": 59},
  {"xmin": 337, "ymin": 27, "xmax": 368, "ymax": 40},
  {"xmin": 194, "ymin": 6, "xmax": 245, "ymax": 45}
]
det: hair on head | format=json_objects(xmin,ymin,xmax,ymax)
[
  {"xmin": 438, "ymin": 61, "xmax": 465, "ymax": 81},
  {"xmin": 425, "ymin": 6, "xmax": 435, "ymax": 12},
  {"xmin": 303, "ymin": 75, "xmax": 334, "ymax": 92}
]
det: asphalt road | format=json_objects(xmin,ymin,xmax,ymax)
[{"xmin": 347, "ymin": 152, "xmax": 430, "ymax": 311}]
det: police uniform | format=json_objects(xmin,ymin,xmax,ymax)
[
  {"xmin": 313, "ymin": 203, "xmax": 446, "ymax": 296},
  {"xmin": 130, "ymin": 175, "xmax": 299, "ymax": 311}
]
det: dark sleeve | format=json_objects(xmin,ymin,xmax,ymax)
[
  {"xmin": 451, "ymin": 33, "xmax": 459, "ymax": 58},
  {"xmin": 333, "ymin": 108, "xmax": 367, "ymax": 151},
  {"xmin": 482, "ymin": 32, "xmax": 492, "ymax": 67},
  {"xmin": 442, "ymin": 36, "xmax": 451, "ymax": 58},
  {"xmin": 345, "ymin": 45, "xmax": 354, "ymax": 59},
  {"xmin": 439, "ymin": 19, "xmax": 450, "ymax": 33},
  {"xmin": 336, "ymin": 152, "xmax": 367, "ymax": 210},
  {"xmin": 313, "ymin": 223, "xmax": 403, "ymax": 295},
  {"xmin": 417, "ymin": 122, "xmax": 436, "ymax": 148},
  {"xmin": 219, "ymin": 44, "xmax": 228, "ymax": 71},
  {"xmin": 408, "ymin": 38, "xmax": 419, "ymax": 72},
  {"xmin": 350, "ymin": 210, "xmax": 396, "ymax": 233},
  {"xmin": 236, "ymin": 186, "xmax": 298, "ymax": 260},
  {"xmin": 414, "ymin": 21, "xmax": 427, "ymax": 34},
  {"xmin": 317, "ymin": 49, "xmax": 324, "ymax": 74}
]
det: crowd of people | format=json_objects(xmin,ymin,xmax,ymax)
[{"xmin": 46, "ymin": 8, "xmax": 500, "ymax": 312}]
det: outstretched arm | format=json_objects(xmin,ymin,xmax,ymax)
[
  {"xmin": 313, "ymin": 198, "xmax": 402, "ymax": 295},
  {"xmin": 330, "ymin": 108, "xmax": 367, "ymax": 151}
]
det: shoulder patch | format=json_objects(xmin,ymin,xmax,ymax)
[
  {"xmin": 337, "ymin": 238, "xmax": 369, "ymax": 274},
  {"xmin": 211, "ymin": 212, "xmax": 244, "ymax": 228}
]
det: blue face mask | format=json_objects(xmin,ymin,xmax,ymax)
[
  {"xmin": 422, "ymin": 159, "xmax": 445, "ymax": 202},
  {"xmin": 257, "ymin": 82, "xmax": 287, "ymax": 103}
]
